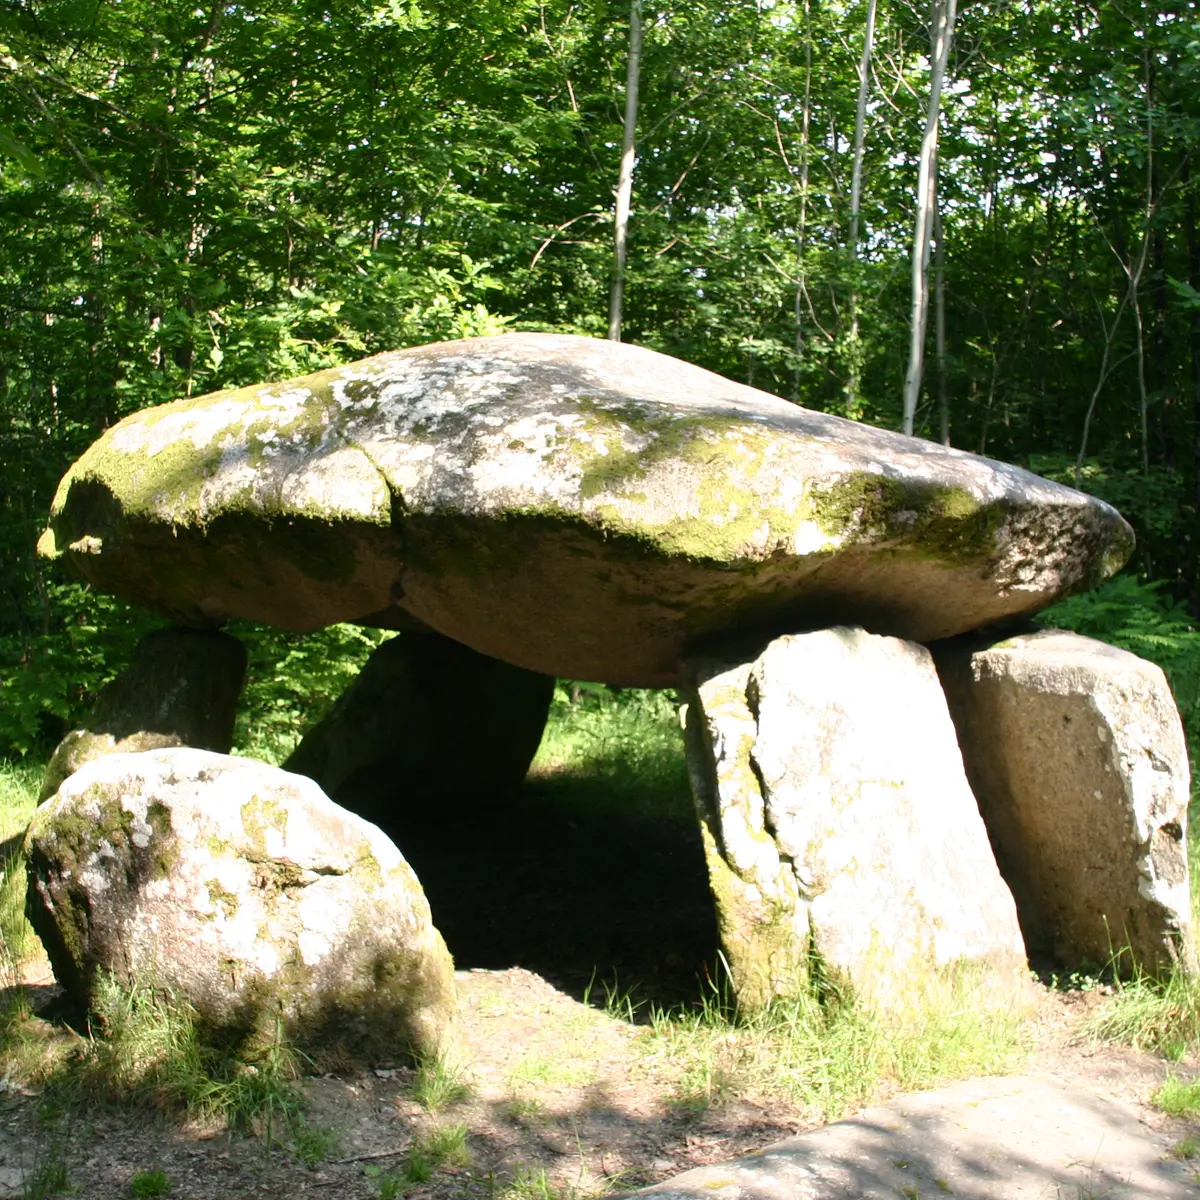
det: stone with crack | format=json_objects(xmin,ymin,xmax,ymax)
[
  {"xmin": 682, "ymin": 626, "xmax": 1029, "ymax": 1010},
  {"xmin": 38, "ymin": 334, "xmax": 1133, "ymax": 686},
  {"xmin": 24, "ymin": 748, "xmax": 456, "ymax": 1059}
]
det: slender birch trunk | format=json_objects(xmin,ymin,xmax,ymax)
[
  {"xmin": 902, "ymin": 0, "xmax": 956, "ymax": 436},
  {"xmin": 791, "ymin": 0, "xmax": 814, "ymax": 405},
  {"xmin": 608, "ymin": 0, "xmax": 643, "ymax": 342},
  {"xmin": 845, "ymin": 0, "xmax": 878, "ymax": 418},
  {"xmin": 934, "ymin": 202, "xmax": 949, "ymax": 445}
]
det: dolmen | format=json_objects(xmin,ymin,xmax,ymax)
[{"xmin": 28, "ymin": 333, "xmax": 1194, "ymax": 1054}]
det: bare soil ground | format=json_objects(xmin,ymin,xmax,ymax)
[{"xmin": 2, "ymin": 787, "xmax": 1197, "ymax": 1199}]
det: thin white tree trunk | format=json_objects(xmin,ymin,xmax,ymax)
[
  {"xmin": 934, "ymin": 202, "xmax": 949, "ymax": 444},
  {"xmin": 845, "ymin": 0, "xmax": 878, "ymax": 417},
  {"xmin": 902, "ymin": 0, "xmax": 956, "ymax": 436},
  {"xmin": 792, "ymin": 0, "xmax": 813, "ymax": 404},
  {"xmin": 608, "ymin": 0, "xmax": 643, "ymax": 342}
]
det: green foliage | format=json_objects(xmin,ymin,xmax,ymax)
[
  {"xmin": 0, "ymin": 584, "xmax": 159, "ymax": 757},
  {"xmin": 129, "ymin": 1171, "xmax": 170, "ymax": 1198},
  {"xmin": 1152, "ymin": 1074, "xmax": 1200, "ymax": 1118},
  {"xmin": 1036, "ymin": 572, "xmax": 1200, "ymax": 761},
  {"xmin": 527, "ymin": 685, "xmax": 690, "ymax": 822},
  {"xmin": 230, "ymin": 623, "xmax": 392, "ymax": 765}
]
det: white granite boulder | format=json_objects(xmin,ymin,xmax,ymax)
[
  {"xmin": 25, "ymin": 749, "xmax": 456, "ymax": 1059},
  {"xmin": 683, "ymin": 627, "xmax": 1028, "ymax": 1009},
  {"xmin": 935, "ymin": 629, "xmax": 1196, "ymax": 976},
  {"xmin": 38, "ymin": 334, "xmax": 1132, "ymax": 686}
]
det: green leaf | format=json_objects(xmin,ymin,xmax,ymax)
[{"xmin": 0, "ymin": 127, "xmax": 43, "ymax": 177}]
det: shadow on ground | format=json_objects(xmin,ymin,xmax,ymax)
[{"xmin": 369, "ymin": 776, "xmax": 723, "ymax": 1012}]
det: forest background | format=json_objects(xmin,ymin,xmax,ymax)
[{"xmin": 4, "ymin": 0, "xmax": 1200, "ymax": 760}]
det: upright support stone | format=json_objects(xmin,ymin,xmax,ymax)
[
  {"xmin": 285, "ymin": 632, "xmax": 555, "ymax": 822},
  {"xmin": 41, "ymin": 626, "xmax": 248, "ymax": 800},
  {"xmin": 934, "ymin": 629, "xmax": 1195, "ymax": 977},
  {"xmin": 683, "ymin": 627, "xmax": 1027, "ymax": 1010}
]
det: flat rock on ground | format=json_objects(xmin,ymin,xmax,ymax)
[{"xmin": 609, "ymin": 1074, "xmax": 1197, "ymax": 1200}]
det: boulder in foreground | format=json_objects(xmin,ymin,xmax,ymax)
[
  {"xmin": 39, "ymin": 334, "xmax": 1133, "ymax": 686},
  {"xmin": 683, "ymin": 627, "xmax": 1028, "ymax": 1010},
  {"xmin": 935, "ymin": 629, "xmax": 1195, "ymax": 977},
  {"xmin": 25, "ymin": 749, "xmax": 456, "ymax": 1060}
]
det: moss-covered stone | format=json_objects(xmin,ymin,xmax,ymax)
[
  {"xmin": 683, "ymin": 629, "xmax": 1029, "ymax": 1013},
  {"xmin": 38, "ymin": 333, "xmax": 1135, "ymax": 687},
  {"xmin": 24, "ymin": 748, "xmax": 457, "ymax": 1062}
]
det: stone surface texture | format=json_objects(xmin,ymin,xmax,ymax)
[
  {"xmin": 25, "ymin": 749, "xmax": 456, "ymax": 1060},
  {"xmin": 39, "ymin": 333, "xmax": 1132, "ymax": 686},
  {"xmin": 683, "ymin": 627, "xmax": 1027, "ymax": 1009},
  {"xmin": 40, "ymin": 626, "xmax": 247, "ymax": 801},
  {"xmin": 935, "ymin": 628, "xmax": 1196, "ymax": 976},
  {"xmin": 603, "ymin": 1075, "xmax": 1196, "ymax": 1200},
  {"xmin": 284, "ymin": 631, "xmax": 554, "ymax": 822}
]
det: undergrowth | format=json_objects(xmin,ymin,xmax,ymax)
[
  {"xmin": 1, "ymin": 972, "xmax": 330, "ymax": 1159},
  {"xmin": 526, "ymin": 683, "xmax": 689, "ymax": 822},
  {"xmin": 634, "ymin": 967, "xmax": 1028, "ymax": 1121}
]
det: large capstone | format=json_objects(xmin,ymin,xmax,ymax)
[
  {"xmin": 25, "ymin": 749, "xmax": 456, "ymax": 1060},
  {"xmin": 284, "ymin": 632, "xmax": 554, "ymax": 823},
  {"xmin": 934, "ymin": 629, "xmax": 1196, "ymax": 977},
  {"xmin": 38, "ymin": 334, "xmax": 1132, "ymax": 686},
  {"xmin": 683, "ymin": 627, "xmax": 1028, "ymax": 1010},
  {"xmin": 40, "ymin": 626, "xmax": 247, "ymax": 801}
]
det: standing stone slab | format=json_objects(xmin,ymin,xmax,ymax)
[
  {"xmin": 683, "ymin": 627, "xmax": 1027, "ymax": 1009},
  {"xmin": 40, "ymin": 626, "xmax": 247, "ymax": 801},
  {"xmin": 934, "ymin": 629, "xmax": 1195, "ymax": 976},
  {"xmin": 285, "ymin": 632, "xmax": 554, "ymax": 824},
  {"xmin": 25, "ymin": 749, "xmax": 456, "ymax": 1061}
]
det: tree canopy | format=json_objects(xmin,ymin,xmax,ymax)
[{"xmin": 4, "ymin": 0, "xmax": 1200, "ymax": 750}]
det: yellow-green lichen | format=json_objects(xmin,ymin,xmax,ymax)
[
  {"xmin": 240, "ymin": 794, "xmax": 290, "ymax": 858},
  {"xmin": 204, "ymin": 878, "xmax": 240, "ymax": 919}
]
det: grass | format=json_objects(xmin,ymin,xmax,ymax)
[
  {"xmin": 526, "ymin": 685, "xmax": 691, "ymax": 822},
  {"xmin": 1081, "ymin": 790, "xmax": 1200, "ymax": 1058},
  {"xmin": 0, "ymin": 757, "xmax": 41, "ymax": 980},
  {"xmin": 1153, "ymin": 1074, "xmax": 1200, "ymax": 1118},
  {"xmin": 411, "ymin": 1051, "xmax": 472, "ymax": 1112},
  {"xmin": 636, "ymin": 966, "xmax": 1028, "ymax": 1121},
  {"xmin": 129, "ymin": 1170, "xmax": 170, "ymax": 1197},
  {"xmin": 364, "ymin": 1121, "xmax": 472, "ymax": 1197}
]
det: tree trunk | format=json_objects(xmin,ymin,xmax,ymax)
[
  {"xmin": 934, "ymin": 203, "xmax": 949, "ymax": 446},
  {"xmin": 902, "ymin": 0, "xmax": 956, "ymax": 436},
  {"xmin": 608, "ymin": 0, "xmax": 643, "ymax": 342},
  {"xmin": 1186, "ymin": 157, "xmax": 1200, "ymax": 614},
  {"xmin": 845, "ymin": 0, "xmax": 878, "ymax": 418},
  {"xmin": 791, "ymin": 0, "xmax": 814, "ymax": 406}
]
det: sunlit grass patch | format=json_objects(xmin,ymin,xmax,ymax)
[
  {"xmin": 1153, "ymin": 1074, "xmax": 1200, "ymax": 1118},
  {"xmin": 0, "ymin": 756, "xmax": 45, "ymax": 978},
  {"xmin": 637, "ymin": 967, "xmax": 1029, "ymax": 1121},
  {"xmin": 1083, "ymin": 790, "xmax": 1200, "ymax": 1059},
  {"xmin": 526, "ymin": 685, "xmax": 690, "ymax": 822}
]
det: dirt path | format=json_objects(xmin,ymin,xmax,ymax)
[{"xmin": 1, "ymin": 963, "xmax": 1197, "ymax": 1200}]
